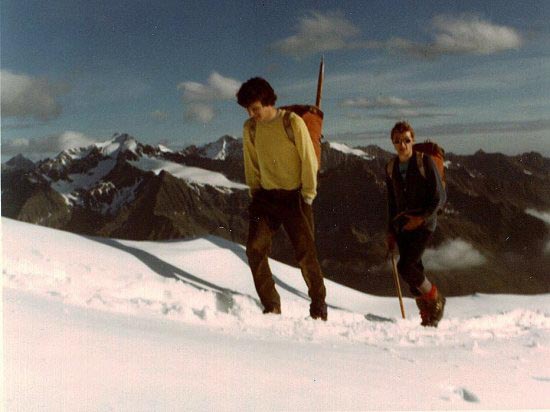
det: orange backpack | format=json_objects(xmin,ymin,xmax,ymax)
[
  {"xmin": 248, "ymin": 105, "xmax": 323, "ymax": 167},
  {"xmin": 387, "ymin": 141, "xmax": 446, "ymax": 189}
]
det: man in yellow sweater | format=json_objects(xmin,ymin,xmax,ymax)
[{"xmin": 236, "ymin": 77, "xmax": 327, "ymax": 321}]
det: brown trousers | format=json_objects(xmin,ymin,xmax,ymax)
[{"xmin": 246, "ymin": 189, "xmax": 326, "ymax": 311}]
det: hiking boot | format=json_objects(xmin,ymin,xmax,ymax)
[
  {"xmin": 310, "ymin": 302, "xmax": 328, "ymax": 321},
  {"xmin": 415, "ymin": 285, "xmax": 446, "ymax": 327},
  {"xmin": 262, "ymin": 306, "xmax": 281, "ymax": 315}
]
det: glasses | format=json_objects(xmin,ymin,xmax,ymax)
[{"xmin": 392, "ymin": 138, "xmax": 413, "ymax": 145}]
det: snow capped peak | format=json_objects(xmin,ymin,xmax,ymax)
[
  {"xmin": 112, "ymin": 133, "xmax": 136, "ymax": 145},
  {"xmin": 157, "ymin": 144, "xmax": 173, "ymax": 153},
  {"xmin": 95, "ymin": 133, "xmax": 140, "ymax": 158},
  {"xmin": 197, "ymin": 135, "xmax": 239, "ymax": 160},
  {"xmin": 48, "ymin": 133, "xmax": 141, "ymax": 160}
]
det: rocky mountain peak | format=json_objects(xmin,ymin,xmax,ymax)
[
  {"xmin": 3, "ymin": 154, "xmax": 35, "ymax": 172},
  {"xmin": 112, "ymin": 133, "xmax": 136, "ymax": 145},
  {"xmin": 196, "ymin": 135, "xmax": 240, "ymax": 160},
  {"xmin": 93, "ymin": 133, "xmax": 141, "ymax": 160}
]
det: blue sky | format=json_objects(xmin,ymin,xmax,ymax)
[{"xmin": 1, "ymin": 0, "xmax": 549, "ymax": 159}]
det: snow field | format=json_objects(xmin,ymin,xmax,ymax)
[{"xmin": 2, "ymin": 217, "xmax": 550, "ymax": 410}]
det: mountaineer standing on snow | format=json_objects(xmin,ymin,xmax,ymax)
[
  {"xmin": 385, "ymin": 121, "xmax": 447, "ymax": 326},
  {"xmin": 236, "ymin": 77, "xmax": 328, "ymax": 321}
]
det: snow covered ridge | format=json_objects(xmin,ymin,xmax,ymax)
[
  {"xmin": 128, "ymin": 157, "xmax": 247, "ymax": 190},
  {"xmin": 329, "ymin": 141, "xmax": 375, "ymax": 160},
  {"xmin": 38, "ymin": 133, "xmax": 247, "ymax": 209},
  {"xmin": 3, "ymin": 218, "xmax": 550, "ymax": 410}
]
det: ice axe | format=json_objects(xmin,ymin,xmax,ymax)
[
  {"xmin": 390, "ymin": 251, "xmax": 406, "ymax": 319},
  {"xmin": 315, "ymin": 56, "xmax": 324, "ymax": 109}
]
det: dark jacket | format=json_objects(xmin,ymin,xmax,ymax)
[{"xmin": 385, "ymin": 151, "xmax": 446, "ymax": 234}]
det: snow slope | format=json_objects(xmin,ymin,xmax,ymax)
[
  {"xmin": 129, "ymin": 157, "xmax": 247, "ymax": 191},
  {"xmin": 2, "ymin": 218, "xmax": 550, "ymax": 411},
  {"xmin": 329, "ymin": 142, "xmax": 375, "ymax": 160}
]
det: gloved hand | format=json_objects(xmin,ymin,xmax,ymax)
[{"xmin": 403, "ymin": 214, "xmax": 425, "ymax": 231}]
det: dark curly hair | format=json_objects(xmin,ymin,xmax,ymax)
[
  {"xmin": 391, "ymin": 121, "xmax": 415, "ymax": 141},
  {"xmin": 236, "ymin": 77, "xmax": 277, "ymax": 108}
]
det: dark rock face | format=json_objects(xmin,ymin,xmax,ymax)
[
  {"xmin": 2, "ymin": 154, "xmax": 35, "ymax": 172},
  {"xmin": 2, "ymin": 134, "xmax": 549, "ymax": 296}
]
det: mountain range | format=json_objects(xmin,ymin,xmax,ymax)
[{"xmin": 2, "ymin": 132, "xmax": 549, "ymax": 296}]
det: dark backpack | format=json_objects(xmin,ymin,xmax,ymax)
[{"xmin": 248, "ymin": 105, "xmax": 323, "ymax": 167}]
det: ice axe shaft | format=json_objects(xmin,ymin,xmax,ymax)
[
  {"xmin": 315, "ymin": 56, "xmax": 324, "ymax": 109},
  {"xmin": 391, "ymin": 252, "xmax": 406, "ymax": 319}
]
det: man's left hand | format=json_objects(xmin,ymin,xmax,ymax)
[{"xmin": 403, "ymin": 215, "xmax": 425, "ymax": 231}]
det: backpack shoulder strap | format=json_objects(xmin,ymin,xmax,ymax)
[
  {"xmin": 386, "ymin": 158, "xmax": 396, "ymax": 179},
  {"xmin": 416, "ymin": 151, "xmax": 426, "ymax": 179},
  {"xmin": 282, "ymin": 110, "xmax": 295, "ymax": 144},
  {"xmin": 247, "ymin": 118, "xmax": 257, "ymax": 144}
]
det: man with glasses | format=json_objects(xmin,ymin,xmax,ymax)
[{"xmin": 385, "ymin": 121, "xmax": 447, "ymax": 327}]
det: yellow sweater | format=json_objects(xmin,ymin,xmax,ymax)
[{"xmin": 243, "ymin": 109, "xmax": 318, "ymax": 202}]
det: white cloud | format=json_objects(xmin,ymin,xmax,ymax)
[
  {"xmin": 378, "ymin": 15, "xmax": 522, "ymax": 57},
  {"xmin": 340, "ymin": 96, "xmax": 451, "ymax": 119},
  {"xmin": 272, "ymin": 12, "xmax": 522, "ymax": 59},
  {"xmin": 151, "ymin": 110, "xmax": 169, "ymax": 121},
  {"xmin": 177, "ymin": 72, "xmax": 240, "ymax": 123},
  {"xmin": 177, "ymin": 72, "xmax": 240, "ymax": 102},
  {"xmin": 341, "ymin": 96, "xmax": 415, "ymax": 109},
  {"xmin": 272, "ymin": 11, "xmax": 361, "ymax": 58},
  {"xmin": 424, "ymin": 239, "xmax": 486, "ymax": 271},
  {"xmin": 0, "ymin": 70, "xmax": 70, "ymax": 121},
  {"xmin": 184, "ymin": 104, "xmax": 215, "ymax": 123},
  {"xmin": 376, "ymin": 109, "xmax": 454, "ymax": 120},
  {"xmin": 2, "ymin": 131, "xmax": 96, "ymax": 156},
  {"xmin": 430, "ymin": 15, "xmax": 523, "ymax": 55}
]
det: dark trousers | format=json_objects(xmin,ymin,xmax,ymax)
[
  {"xmin": 396, "ymin": 228, "xmax": 433, "ymax": 295},
  {"xmin": 246, "ymin": 189, "xmax": 326, "ymax": 311}
]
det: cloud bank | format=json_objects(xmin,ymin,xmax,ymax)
[
  {"xmin": 0, "ymin": 70, "xmax": 70, "ymax": 121},
  {"xmin": 273, "ymin": 12, "xmax": 522, "ymax": 59},
  {"xmin": 526, "ymin": 209, "xmax": 550, "ymax": 254},
  {"xmin": 429, "ymin": 15, "xmax": 523, "ymax": 55},
  {"xmin": 424, "ymin": 239, "xmax": 486, "ymax": 271},
  {"xmin": 341, "ymin": 96, "xmax": 451, "ymax": 119},
  {"xmin": 341, "ymin": 96, "xmax": 416, "ymax": 109},
  {"xmin": 2, "ymin": 131, "xmax": 96, "ymax": 157},
  {"xmin": 525, "ymin": 209, "xmax": 550, "ymax": 225},
  {"xmin": 177, "ymin": 72, "xmax": 240, "ymax": 123},
  {"xmin": 272, "ymin": 11, "xmax": 361, "ymax": 59}
]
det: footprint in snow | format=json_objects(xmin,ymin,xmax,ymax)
[
  {"xmin": 532, "ymin": 376, "xmax": 550, "ymax": 382},
  {"xmin": 364, "ymin": 313, "xmax": 395, "ymax": 323},
  {"xmin": 441, "ymin": 386, "xmax": 480, "ymax": 403}
]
